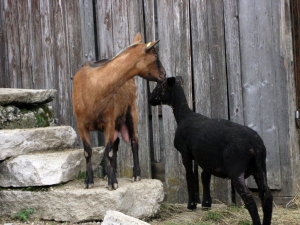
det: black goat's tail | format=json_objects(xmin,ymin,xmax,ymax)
[{"xmin": 254, "ymin": 147, "xmax": 273, "ymax": 225}]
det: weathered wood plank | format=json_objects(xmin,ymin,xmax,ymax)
[
  {"xmin": 207, "ymin": 0, "xmax": 231, "ymax": 205},
  {"xmin": 157, "ymin": 0, "xmax": 191, "ymax": 203},
  {"xmin": 40, "ymin": 0, "xmax": 55, "ymax": 90},
  {"xmin": 53, "ymin": 0, "xmax": 72, "ymax": 127},
  {"xmin": 17, "ymin": 0, "xmax": 33, "ymax": 88},
  {"xmin": 96, "ymin": 0, "xmax": 113, "ymax": 59},
  {"xmin": 4, "ymin": 0, "xmax": 21, "ymax": 88},
  {"xmin": 223, "ymin": 0, "xmax": 244, "ymax": 205},
  {"xmin": 239, "ymin": 0, "xmax": 281, "ymax": 189},
  {"xmin": 272, "ymin": 0, "xmax": 299, "ymax": 197},
  {"xmin": 144, "ymin": 0, "xmax": 161, "ymax": 163},
  {"xmin": 29, "ymin": 0, "xmax": 44, "ymax": 89},
  {"xmin": 127, "ymin": 0, "xmax": 151, "ymax": 179},
  {"xmin": 79, "ymin": 0, "xmax": 96, "ymax": 62},
  {"xmin": 191, "ymin": 0, "xmax": 211, "ymax": 117},
  {"xmin": 66, "ymin": 0, "xmax": 83, "ymax": 147},
  {"xmin": 224, "ymin": 0, "xmax": 243, "ymax": 125},
  {"xmin": 109, "ymin": 0, "xmax": 133, "ymax": 178},
  {"xmin": 0, "ymin": 0, "xmax": 9, "ymax": 88}
]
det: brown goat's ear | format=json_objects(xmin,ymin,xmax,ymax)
[
  {"xmin": 133, "ymin": 33, "xmax": 142, "ymax": 43},
  {"xmin": 145, "ymin": 40, "xmax": 160, "ymax": 52}
]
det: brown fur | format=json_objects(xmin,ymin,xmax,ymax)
[{"xmin": 72, "ymin": 33, "xmax": 166, "ymax": 190}]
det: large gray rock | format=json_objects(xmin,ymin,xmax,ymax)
[
  {"xmin": 0, "ymin": 147, "xmax": 104, "ymax": 187},
  {"xmin": 0, "ymin": 88, "xmax": 57, "ymax": 105},
  {"xmin": 0, "ymin": 178, "xmax": 164, "ymax": 222},
  {"xmin": 102, "ymin": 210, "xmax": 151, "ymax": 225},
  {"xmin": 0, "ymin": 126, "xmax": 77, "ymax": 160}
]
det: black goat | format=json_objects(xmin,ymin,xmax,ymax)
[{"xmin": 149, "ymin": 76, "xmax": 273, "ymax": 225}]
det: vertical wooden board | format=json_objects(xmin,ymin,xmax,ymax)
[
  {"xmin": 0, "ymin": 0, "xmax": 9, "ymax": 88},
  {"xmin": 53, "ymin": 0, "xmax": 71, "ymax": 126},
  {"xmin": 157, "ymin": 0, "xmax": 186, "ymax": 203},
  {"xmin": 78, "ymin": 0, "xmax": 97, "ymax": 148},
  {"xmin": 96, "ymin": 0, "xmax": 113, "ymax": 59},
  {"xmin": 172, "ymin": 0, "xmax": 192, "ymax": 203},
  {"xmin": 110, "ymin": 0, "xmax": 133, "ymax": 178},
  {"xmin": 144, "ymin": 0, "xmax": 161, "ymax": 163},
  {"xmin": 29, "ymin": 0, "xmax": 44, "ymax": 89},
  {"xmin": 239, "ymin": 0, "xmax": 281, "ymax": 189},
  {"xmin": 127, "ymin": 0, "xmax": 151, "ymax": 178},
  {"xmin": 207, "ymin": 0, "xmax": 231, "ymax": 204},
  {"xmin": 273, "ymin": 0, "xmax": 299, "ymax": 196},
  {"xmin": 190, "ymin": 0, "xmax": 210, "ymax": 203},
  {"xmin": 17, "ymin": 0, "xmax": 33, "ymax": 88},
  {"xmin": 66, "ymin": 0, "xmax": 84, "ymax": 147},
  {"xmin": 4, "ymin": 0, "xmax": 21, "ymax": 88},
  {"xmin": 190, "ymin": 0, "xmax": 211, "ymax": 117},
  {"xmin": 223, "ymin": 0, "xmax": 244, "ymax": 205},
  {"xmin": 79, "ymin": 0, "xmax": 96, "ymax": 62},
  {"xmin": 40, "ymin": 0, "xmax": 55, "ymax": 89},
  {"xmin": 223, "ymin": 0, "xmax": 244, "ymax": 125}
]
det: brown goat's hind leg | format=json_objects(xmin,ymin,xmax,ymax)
[{"xmin": 83, "ymin": 141, "xmax": 94, "ymax": 188}]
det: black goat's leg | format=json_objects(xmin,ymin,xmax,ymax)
[
  {"xmin": 182, "ymin": 156, "xmax": 197, "ymax": 210},
  {"xmin": 253, "ymin": 172, "xmax": 273, "ymax": 225},
  {"xmin": 105, "ymin": 141, "xmax": 118, "ymax": 190},
  {"xmin": 112, "ymin": 137, "xmax": 120, "ymax": 188},
  {"xmin": 231, "ymin": 174, "xmax": 261, "ymax": 225},
  {"xmin": 83, "ymin": 141, "xmax": 94, "ymax": 188},
  {"xmin": 201, "ymin": 170, "xmax": 212, "ymax": 208}
]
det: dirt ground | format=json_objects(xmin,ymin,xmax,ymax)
[{"xmin": 1, "ymin": 202, "xmax": 299, "ymax": 225}]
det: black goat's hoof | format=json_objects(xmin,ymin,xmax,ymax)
[
  {"xmin": 108, "ymin": 185, "xmax": 113, "ymax": 191},
  {"xmin": 187, "ymin": 203, "xmax": 197, "ymax": 210},
  {"xmin": 201, "ymin": 207, "xmax": 211, "ymax": 211}
]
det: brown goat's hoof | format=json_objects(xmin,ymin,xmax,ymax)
[{"xmin": 132, "ymin": 176, "xmax": 141, "ymax": 182}]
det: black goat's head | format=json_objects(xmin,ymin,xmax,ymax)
[{"xmin": 149, "ymin": 76, "xmax": 183, "ymax": 106}]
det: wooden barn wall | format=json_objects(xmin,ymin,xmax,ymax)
[{"xmin": 0, "ymin": 0, "xmax": 299, "ymax": 204}]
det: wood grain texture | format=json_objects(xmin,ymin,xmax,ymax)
[
  {"xmin": 0, "ymin": 0, "xmax": 9, "ymax": 88},
  {"xmin": 4, "ymin": 0, "xmax": 21, "ymax": 88},
  {"xmin": 239, "ymin": 0, "xmax": 281, "ymax": 189}
]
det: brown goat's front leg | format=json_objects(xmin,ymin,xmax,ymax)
[
  {"xmin": 83, "ymin": 142, "xmax": 94, "ymax": 188},
  {"xmin": 105, "ymin": 139, "xmax": 119, "ymax": 190}
]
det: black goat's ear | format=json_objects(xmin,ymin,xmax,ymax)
[
  {"xmin": 176, "ymin": 76, "xmax": 183, "ymax": 85},
  {"xmin": 167, "ymin": 77, "xmax": 176, "ymax": 87}
]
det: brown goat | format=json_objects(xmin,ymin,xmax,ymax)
[{"xmin": 72, "ymin": 33, "xmax": 166, "ymax": 190}]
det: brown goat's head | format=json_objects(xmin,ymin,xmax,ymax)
[{"xmin": 133, "ymin": 33, "xmax": 166, "ymax": 82}]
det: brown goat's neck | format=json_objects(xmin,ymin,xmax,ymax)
[{"xmin": 93, "ymin": 52, "xmax": 140, "ymax": 96}]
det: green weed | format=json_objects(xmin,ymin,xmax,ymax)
[{"xmin": 13, "ymin": 208, "xmax": 34, "ymax": 221}]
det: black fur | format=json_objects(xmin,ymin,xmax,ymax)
[{"xmin": 149, "ymin": 76, "xmax": 273, "ymax": 225}]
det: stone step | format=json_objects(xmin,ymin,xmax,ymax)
[
  {"xmin": 0, "ymin": 88, "xmax": 57, "ymax": 105},
  {"xmin": 0, "ymin": 147, "xmax": 104, "ymax": 187},
  {"xmin": 0, "ymin": 126, "xmax": 77, "ymax": 160},
  {"xmin": 102, "ymin": 210, "xmax": 151, "ymax": 225},
  {"xmin": 0, "ymin": 178, "xmax": 164, "ymax": 222}
]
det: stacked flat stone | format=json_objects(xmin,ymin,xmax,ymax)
[{"xmin": 0, "ymin": 88, "xmax": 164, "ymax": 222}]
